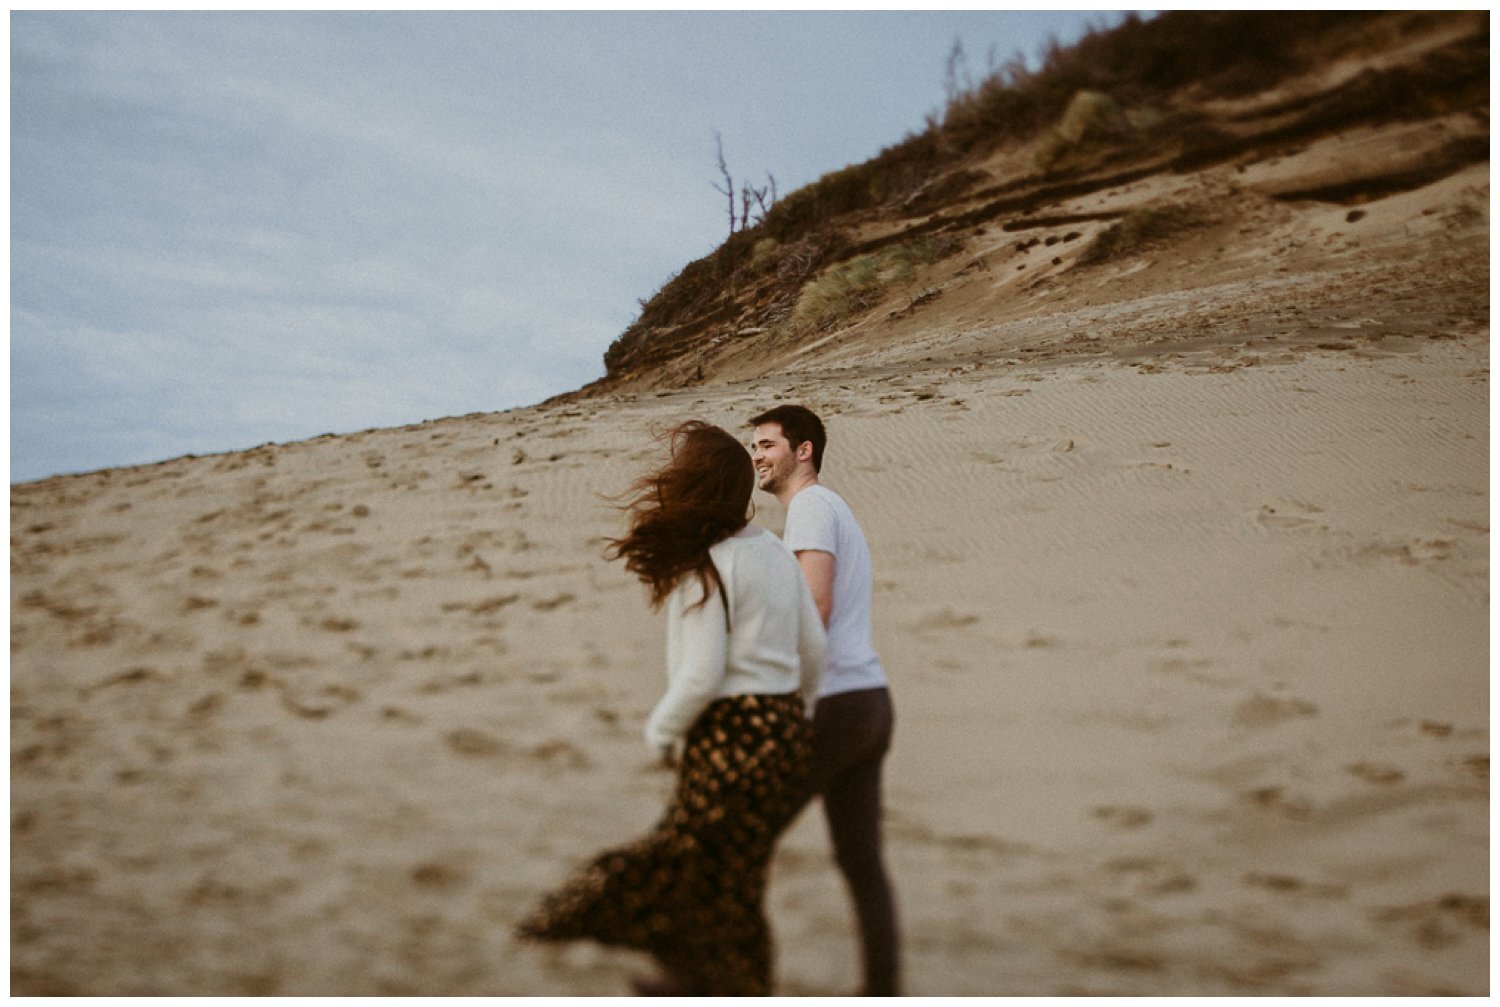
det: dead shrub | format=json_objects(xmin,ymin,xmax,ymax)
[{"xmin": 1078, "ymin": 204, "xmax": 1213, "ymax": 265}]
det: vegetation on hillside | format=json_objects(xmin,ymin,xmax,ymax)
[
  {"xmin": 600, "ymin": 11, "xmax": 1488, "ymax": 382},
  {"xmin": 789, "ymin": 236, "xmax": 962, "ymax": 331}
]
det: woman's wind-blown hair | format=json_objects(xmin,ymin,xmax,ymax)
[{"xmin": 605, "ymin": 421, "xmax": 755, "ymax": 610}]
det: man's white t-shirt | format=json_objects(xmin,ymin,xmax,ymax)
[{"xmin": 783, "ymin": 484, "xmax": 887, "ymax": 698}]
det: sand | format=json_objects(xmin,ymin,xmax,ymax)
[{"xmin": 11, "ymin": 319, "xmax": 1487, "ymax": 994}]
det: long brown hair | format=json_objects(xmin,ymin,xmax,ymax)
[{"xmin": 605, "ymin": 421, "xmax": 754, "ymax": 609}]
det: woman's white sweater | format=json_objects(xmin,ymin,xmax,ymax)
[{"xmin": 644, "ymin": 526, "xmax": 826, "ymax": 752}]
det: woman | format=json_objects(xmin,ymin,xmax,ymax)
[{"xmin": 516, "ymin": 421, "xmax": 826, "ymax": 996}]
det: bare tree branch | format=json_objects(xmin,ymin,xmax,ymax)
[
  {"xmin": 712, "ymin": 131, "xmax": 737, "ymax": 234},
  {"xmin": 944, "ymin": 37, "xmax": 968, "ymax": 105},
  {"xmin": 713, "ymin": 136, "xmax": 779, "ymax": 234},
  {"xmin": 747, "ymin": 180, "xmax": 773, "ymax": 226}
]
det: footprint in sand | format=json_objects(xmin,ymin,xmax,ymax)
[
  {"xmin": 1062, "ymin": 941, "xmax": 1167, "ymax": 974},
  {"xmin": 528, "ymin": 739, "xmax": 593, "ymax": 770},
  {"xmin": 1458, "ymin": 754, "xmax": 1487, "ymax": 781},
  {"xmin": 531, "ymin": 593, "xmax": 577, "ymax": 612},
  {"xmin": 187, "ymin": 692, "xmax": 224, "ymax": 717},
  {"xmin": 446, "ymin": 728, "xmax": 508, "ymax": 757},
  {"xmin": 442, "ymin": 594, "xmax": 520, "ymax": 616},
  {"xmin": 410, "ymin": 861, "xmax": 469, "ymax": 890},
  {"xmin": 1021, "ymin": 630, "xmax": 1056, "ymax": 649},
  {"xmin": 1091, "ymin": 805, "xmax": 1153, "ymax": 829},
  {"xmin": 1231, "ymin": 691, "xmax": 1319, "ymax": 729},
  {"xmin": 382, "ymin": 706, "xmax": 423, "ymax": 724},
  {"xmin": 1243, "ymin": 872, "xmax": 1347, "ymax": 899},
  {"xmin": 1256, "ymin": 498, "xmax": 1328, "ymax": 531},
  {"xmin": 1346, "ymin": 762, "xmax": 1405, "ymax": 785},
  {"xmin": 278, "ymin": 683, "xmax": 361, "ymax": 720},
  {"xmin": 1370, "ymin": 893, "xmax": 1489, "ymax": 949},
  {"xmin": 909, "ymin": 609, "xmax": 980, "ymax": 635},
  {"xmin": 455, "ymin": 471, "xmax": 493, "ymax": 490},
  {"xmin": 86, "ymin": 666, "xmax": 163, "ymax": 693},
  {"xmin": 1416, "ymin": 719, "xmax": 1471, "ymax": 739},
  {"xmin": 1130, "ymin": 459, "xmax": 1190, "ymax": 475},
  {"xmin": 1242, "ymin": 785, "xmax": 1313, "ymax": 819},
  {"xmin": 1150, "ymin": 654, "xmax": 1215, "ymax": 676},
  {"xmin": 1104, "ymin": 856, "xmax": 1197, "ymax": 895},
  {"xmin": 19, "ymin": 590, "xmax": 97, "ymax": 622},
  {"xmin": 1351, "ymin": 536, "xmax": 1455, "ymax": 565},
  {"xmin": 418, "ymin": 670, "xmax": 483, "ymax": 694}
]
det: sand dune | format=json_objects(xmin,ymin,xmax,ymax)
[{"xmin": 10, "ymin": 25, "xmax": 1490, "ymax": 991}]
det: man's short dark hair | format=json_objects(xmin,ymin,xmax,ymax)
[{"xmin": 750, "ymin": 404, "xmax": 826, "ymax": 472}]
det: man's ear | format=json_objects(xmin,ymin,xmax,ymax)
[{"xmin": 797, "ymin": 441, "xmax": 814, "ymax": 463}]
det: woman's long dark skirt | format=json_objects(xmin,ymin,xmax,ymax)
[{"xmin": 516, "ymin": 693, "xmax": 813, "ymax": 995}]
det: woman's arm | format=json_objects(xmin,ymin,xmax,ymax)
[{"xmin": 644, "ymin": 577, "xmax": 728, "ymax": 756}]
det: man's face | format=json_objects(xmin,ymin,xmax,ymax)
[{"xmin": 750, "ymin": 423, "xmax": 799, "ymax": 494}]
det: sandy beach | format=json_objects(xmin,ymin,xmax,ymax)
[{"xmin": 12, "ymin": 307, "xmax": 1487, "ymax": 993}]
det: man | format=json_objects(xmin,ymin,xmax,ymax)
[{"xmin": 749, "ymin": 404, "xmax": 899, "ymax": 997}]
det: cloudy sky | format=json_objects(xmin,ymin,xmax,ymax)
[{"xmin": 12, "ymin": 10, "xmax": 1121, "ymax": 482}]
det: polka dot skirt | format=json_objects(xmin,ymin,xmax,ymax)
[{"xmin": 517, "ymin": 693, "xmax": 813, "ymax": 995}]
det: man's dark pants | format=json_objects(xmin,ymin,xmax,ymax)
[{"xmin": 809, "ymin": 686, "xmax": 899, "ymax": 996}]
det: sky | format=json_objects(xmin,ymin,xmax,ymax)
[{"xmin": 11, "ymin": 10, "xmax": 1126, "ymax": 483}]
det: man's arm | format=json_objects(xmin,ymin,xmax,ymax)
[{"xmin": 796, "ymin": 549, "xmax": 836, "ymax": 628}]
